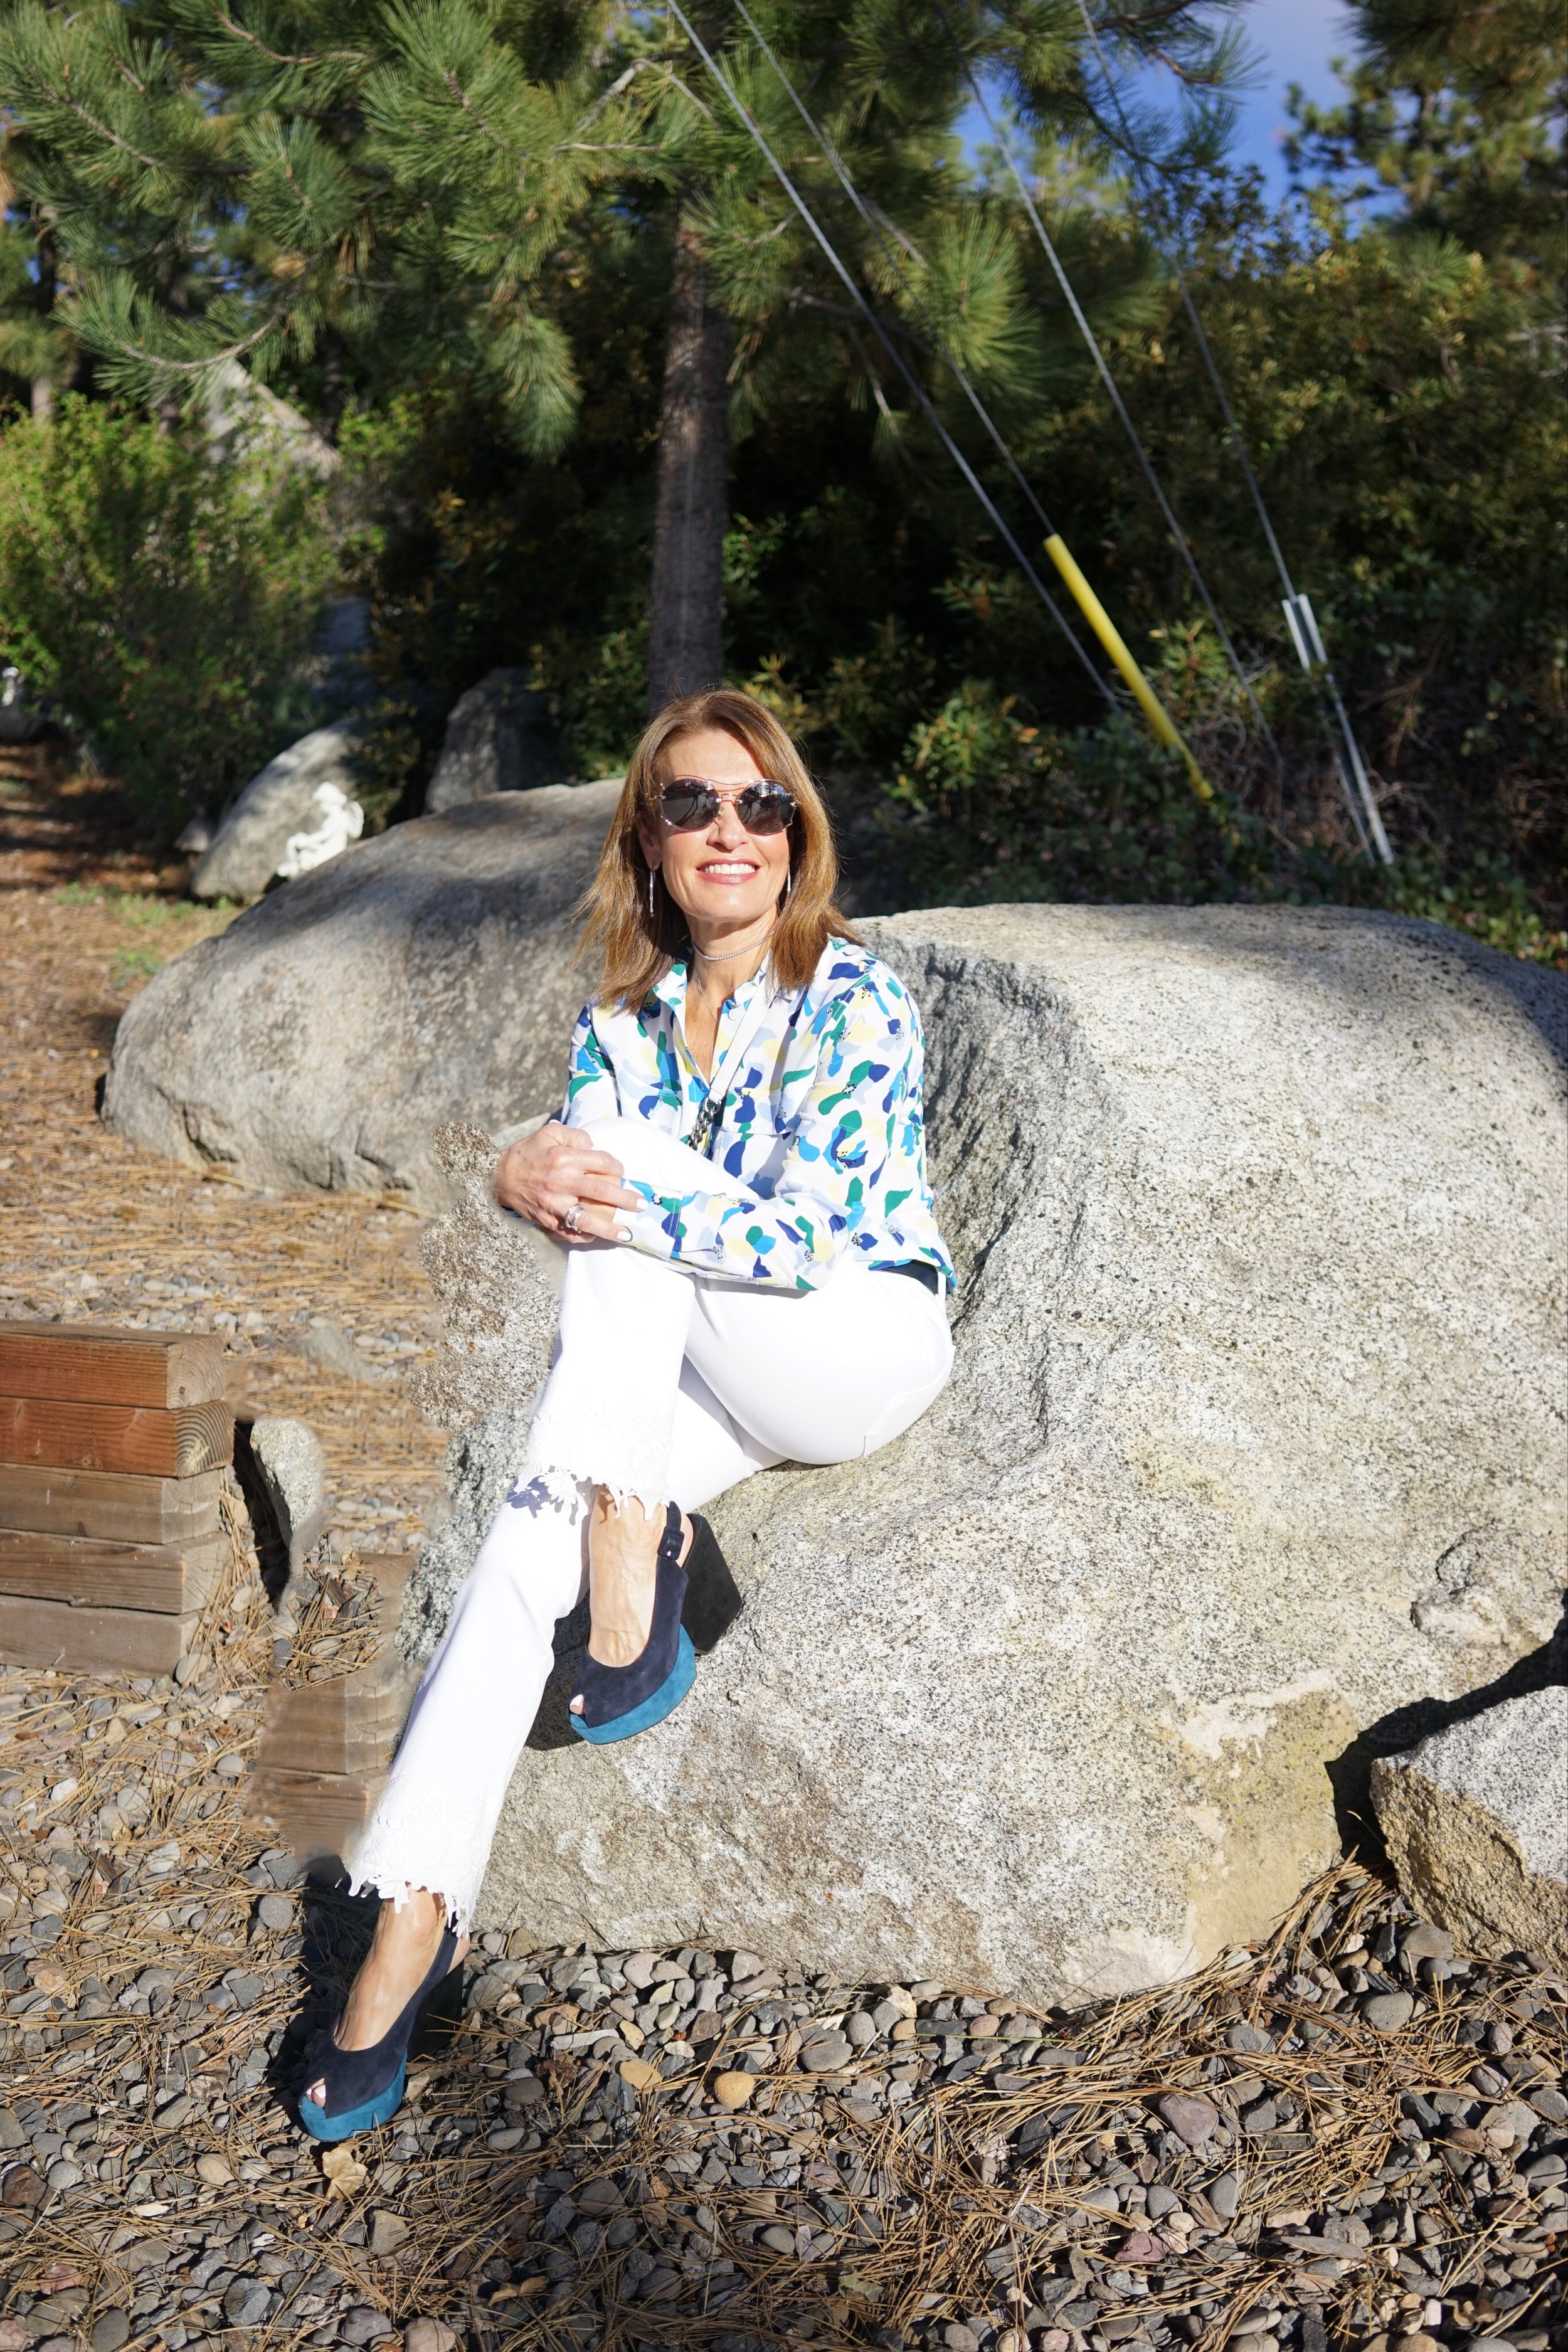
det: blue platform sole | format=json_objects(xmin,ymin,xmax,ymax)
[
  {"xmin": 570, "ymin": 1626, "xmax": 696, "ymax": 1745},
  {"xmin": 297, "ymin": 2056, "xmax": 407, "ymax": 2142}
]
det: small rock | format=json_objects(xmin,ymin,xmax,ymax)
[
  {"xmin": 1208, "ymin": 2172, "xmax": 1241, "ymax": 2220},
  {"xmin": 369, "ymin": 2211, "xmax": 411, "ymax": 2257},
  {"xmin": 1362, "ymin": 1990, "xmax": 1416, "ymax": 2033},
  {"xmin": 403, "ymin": 2325, "xmax": 458, "ymax": 2352},
  {"xmin": 1157, "ymin": 2092, "xmax": 1219, "ymax": 2146},
  {"xmin": 90, "ymin": 2316, "xmax": 130, "ymax": 2352},
  {"xmin": 255, "ymin": 1892, "xmax": 294, "ymax": 1932},
  {"xmin": 196, "ymin": 2153, "xmax": 235, "ymax": 2188},
  {"xmin": 1118, "ymin": 2228, "xmax": 1165, "ymax": 2264},
  {"xmin": 0, "ymin": 2326, "xmax": 27, "ymax": 2352},
  {"xmin": 1399, "ymin": 1922, "xmax": 1454, "ymax": 1966},
  {"xmin": 618, "ymin": 2058, "xmax": 661, "ymax": 2094},
  {"xmin": 0, "ymin": 2111, "xmax": 24, "ymax": 2149},
  {"xmin": 223, "ymin": 2279, "xmax": 272, "ymax": 2327},
  {"xmin": 711, "ymin": 2072, "xmax": 756, "ymax": 2111},
  {"xmin": 339, "ymin": 2307, "xmax": 395, "ymax": 2345},
  {"xmin": 46, "ymin": 2159, "xmax": 83, "ymax": 2191},
  {"xmin": 1, "ymin": 2161, "xmax": 45, "ymax": 2208},
  {"xmin": 247, "ymin": 1415, "xmax": 329, "ymax": 1575},
  {"xmin": 1391, "ymin": 2336, "xmax": 1442, "ymax": 2352},
  {"xmin": 800, "ymin": 2035, "xmax": 854, "ymax": 2073},
  {"xmin": 730, "ymin": 1949, "xmax": 764, "ymax": 1978},
  {"xmin": 1226, "ymin": 2021, "xmax": 1274, "ymax": 2053},
  {"xmin": 621, "ymin": 1952, "xmax": 660, "ymax": 1990},
  {"xmin": 1241, "ymin": 2097, "xmax": 1280, "ymax": 2136},
  {"xmin": 943, "ymin": 2328, "xmax": 982, "ymax": 2352}
]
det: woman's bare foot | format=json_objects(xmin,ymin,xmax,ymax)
[
  {"xmin": 303, "ymin": 1888, "xmax": 468, "ymax": 2108},
  {"xmin": 569, "ymin": 1493, "xmax": 693, "ymax": 1713}
]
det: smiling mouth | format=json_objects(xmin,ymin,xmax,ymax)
[{"xmin": 698, "ymin": 861, "xmax": 761, "ymax": 879}]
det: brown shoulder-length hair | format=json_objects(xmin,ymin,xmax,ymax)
[{"xmin": 578, "ymin": 688, "xmax": 859, "ymax": 1010}]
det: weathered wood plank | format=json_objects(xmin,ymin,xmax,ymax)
[
  {"xmin": 0, "ymin": 1323, "xmax": 226, "ymax": 1408},
  {"xmin": 245, "ymin": 1765, "xmax": 378, "ymax": 1865},
  {"xmin": 0, "ymin": 1464, "xmax": 225, "ymax": 1545},
  {"xmin": 0, "ymin": 1593, "xmax": 198, "ymax": 1675},
  {"xmin": 254, "ymin": 1653, "xmax": 419, "ymax": 1777},
  {"xmin": 248, "ymin": 1554, "xmax": 416, "ymax": 1853},
  {"xmin": 0, "ymin": 1396, "xmax": 233, "ymax": 1478},
  {"xmin": 0, "ymin": 1528, "xmax": 229, "ymax": 1615}
]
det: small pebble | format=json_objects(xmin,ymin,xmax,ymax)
[
  {"xmin": 90, "ymin": 2318, "xmax": 130, "ymax": 2352},
  {"xmin": 711, "ymin": 2072, "xmax": 756, "ymax": 2111},
  {"xmin": 402, "ymin": 2326, "xmax": 457, "ymax": 2352},
  {"xmin": 1362, "ymin": 1990, "xmax": 1416, "ymax": 2032},
  {"xmin": 1157, "ymin": 2092, "xmax": 1219, "ymax": 2146}
]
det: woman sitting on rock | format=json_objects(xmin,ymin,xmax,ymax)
[{"xmin": 300, "ymin": 686, "xmax": 954, "ymax": 2139}]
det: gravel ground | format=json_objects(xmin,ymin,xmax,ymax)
[
  {"xmin": 1, "ymin": 760, "xmax": 1564, "ymax": 2352},
  {"xmin": 0, "ymin": 1549, "xmax": 1564, "ymax": 2352}
]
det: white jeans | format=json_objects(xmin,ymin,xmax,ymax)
[{"xmin": 352, "ymin": 1117, "xmax": 953, "ymax": 1925}]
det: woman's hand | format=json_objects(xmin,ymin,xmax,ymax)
[{"xmin": 495, "ymin": 1123, "xmax": 640, "ymax": 1244}]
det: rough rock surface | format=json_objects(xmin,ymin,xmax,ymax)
[
  {"xmin": 423, "ymin": 669, "xmax": 572, "ymax": 813},
  {"xmin": 1372, "ymin": 1686, "xmax": 1568, "ymax": 1965},
  {"xmin": 191, "ymin": 723, "xmax": 365, "ymax": 903},
  {"xmin": 396, "ymin": 904, "xmax": 1566, "ymax": 2004},
  {"xmin": 105, "ymin": 783, "xmax": 621, "ymax": 1202},
  {"xmin": 246, "ymin": 1416, "xmax": 327, "ymax": 1582}
]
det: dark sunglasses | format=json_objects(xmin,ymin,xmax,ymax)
[{"xmin": 656, "ymin": 778, "xmax": 797, "ymax": 835}]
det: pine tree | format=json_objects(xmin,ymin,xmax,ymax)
[
  {"xmin": 0, "ymin": 0, "xmax": 1236, "ymax": 714},
  {"xmin": 1288, "ymin": 0, "xmax": 1566, "ymax": 297}
]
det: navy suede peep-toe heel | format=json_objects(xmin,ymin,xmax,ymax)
[
  {"xmin": 298, "ymin": 1922, "xmax": 460, "ymax": 2142},
  {"xmin": 571, "ymin": 1501, "xmax": 695, "ymax": 1744}
]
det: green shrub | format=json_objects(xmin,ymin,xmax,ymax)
[
  {"xmin": 882, "ymin": 679, "xmax": 1268, "ymax": 908},
  {"xmin": 0, "ymin": 399, "xmax": 337, "ymax": 832}
]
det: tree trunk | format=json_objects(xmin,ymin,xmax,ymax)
[{"xmin": 645, "ymin": 216, "xmax": 731, "ymax": 716}]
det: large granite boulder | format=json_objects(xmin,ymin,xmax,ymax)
[
  {"xmin": 192, "ymin": 722, "xmax": 366, "ymax": 903},
  {"xmin": 424, "ymin": 669, "xmax": 572, "ymax": 813},
  {"xmin": 107, "ymin": 783, "xmax": 620, "ymax": 1201},
  {"xmin": 392, "ymin": 906, "xmax": 1566, "ymax": 2005},
  {"xmin": 1372, "ymin": 1687, "xmax": 1568, "ymax": 1965}
]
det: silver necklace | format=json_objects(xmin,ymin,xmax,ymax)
[{"xmin": 693, "ymin": 926, "xmax": 775, "ymax": 968}]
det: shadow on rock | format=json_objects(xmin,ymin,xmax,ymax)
[{"xmin": 1327, "ymin": 1591, "xmax": 1568, "ymax": 1872}]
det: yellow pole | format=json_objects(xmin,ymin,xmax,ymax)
[{"xmin": 1043, "ymin": 534, "xmax": 1210, "ymax": 800}]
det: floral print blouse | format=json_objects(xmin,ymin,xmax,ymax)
[{"xmin": 560, "ymin": 940, "xmax": 953, "ymax": 1293}]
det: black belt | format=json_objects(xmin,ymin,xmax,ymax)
[{"xmin": 886, "ymin": 1259, "xmax": 940, "ymax": 1295}]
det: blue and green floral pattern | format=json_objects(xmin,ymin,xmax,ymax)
[{"xmin": 561, "ymin": 941, "xmax": 953, "ymax": 1293}]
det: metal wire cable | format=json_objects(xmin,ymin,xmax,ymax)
[
  {"xmin": 936, "ymin": 0, "xmax": 1281, "ymax": 756},
  {"xmin": 729, "ymin": 4, "xmax": 1061, "ymax": 547},
  {"xmin": 662, "ymin": 0, "xmax": 1114, "ymax": 704},
  {"xmin": 1063, "ymin": 0, "xmax": 1393, "ymax": 860}
]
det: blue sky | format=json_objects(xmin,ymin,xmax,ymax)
[{"xmin": 1175, "ymin": 0, "xmax": 1357, "ymax": 201}]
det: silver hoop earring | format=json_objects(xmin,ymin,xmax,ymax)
[
  {"xmin": 648, "ymin": 869, "xmax": 655, "ymax": 918},
  {"xmin": 786, "ymin": 866, "xmax": 794, "ymax": 901}
]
